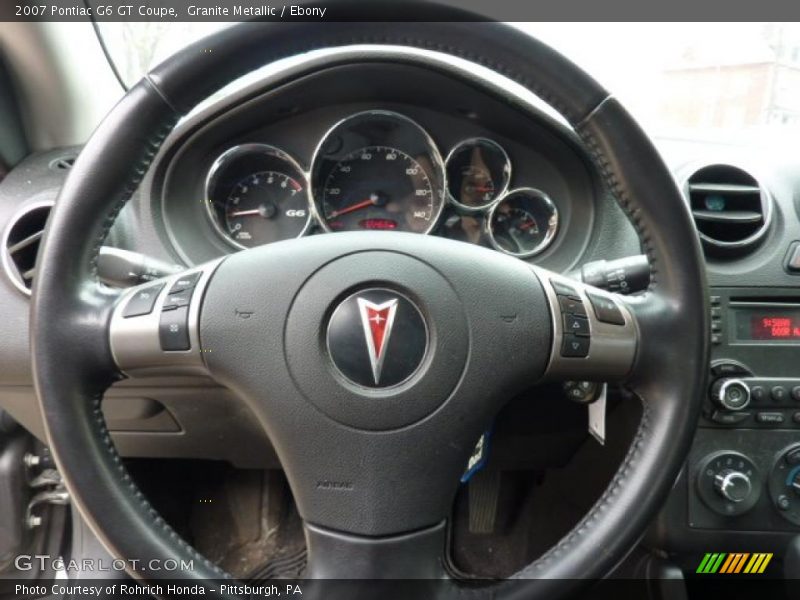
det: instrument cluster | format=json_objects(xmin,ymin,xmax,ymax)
[{"xmin": 205, "ymin": 110, "xmax": 559, "ymax": 259}]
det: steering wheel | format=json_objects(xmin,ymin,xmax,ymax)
[{"xmin": 30, "ymin": 11, "xmax": 708, "ymax": 600}]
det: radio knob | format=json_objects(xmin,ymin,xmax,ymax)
[
  {"xmin": 714, "ymin": 469, "xmax": 752, "ymax": 503},
  {"xmin": 712, "ymin": 378, "xmax": 751, "ymax": 411}
]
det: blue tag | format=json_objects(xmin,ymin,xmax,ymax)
[{"xmin": 461, "ymin": 429, "xmax": 491, "ymax": 483}]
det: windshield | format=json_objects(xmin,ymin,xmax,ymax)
[{"xmin": 96, "ymin": 22, "xmax": 800, "ymax": 142}]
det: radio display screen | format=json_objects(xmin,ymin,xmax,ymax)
[{"xmin": 734, "ymin": 306, "xmax": 800, "ymax": 342}]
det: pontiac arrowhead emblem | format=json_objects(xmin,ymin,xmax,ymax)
[
  {"xmin": 357, "ymin": 298, "xmax": 399, "ymax": 385},
  {"xmin": 326, "ymin": 288, "xmax": 427, "ymax": 389}
]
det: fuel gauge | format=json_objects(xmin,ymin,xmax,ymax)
[{"xmin": 487, "ymin": 188, "xmax": 558, "ymax": 258}]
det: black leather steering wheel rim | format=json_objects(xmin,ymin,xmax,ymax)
[{"xmin": 31, "ymin": 7, "xmax": 708, "ymax": 599}]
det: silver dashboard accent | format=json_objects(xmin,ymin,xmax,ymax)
[
  {"xmin": 1, "ymin": 200, "xmax": 54, "ymax": 296},
  {"xmin": 535, "ymin": 267, "xmax": 638, "ymax": 382},
  {"xmin": 308, "ymin": 109, "xmax": 447, "ymax": 235},
  {"xmin": 109, "ymin": 259, "xmax": 224, "ymax": 377},
  {"xmin": 679, "ymin": 161, "xmax": 773, "ymax": 251},
  {"xmin": 444, "ymin": 137, "xmax": 512, "ymax": 213},
  {"xmin": 486, "ymin": 188, "xmax": 558, "ymax": 258}
]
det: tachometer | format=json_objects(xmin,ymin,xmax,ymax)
[
  {"xmin": 206, "ymin": 144, "xmax": 310, "ymax": 249},
  {"xmin": 311, "ymin": 111, "xmax": 445, "ymax": 234}
]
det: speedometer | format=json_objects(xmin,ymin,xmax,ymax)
[
  {"xmin": 321, "ymin": 146, "xmax": 436, "ymax": 233},
  {"xmin": 311, "ymin": 111, "xmax": 445, "ymax": 234}
]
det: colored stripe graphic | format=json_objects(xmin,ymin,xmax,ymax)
[
  {"xmin": 733, "ymin": 553, "xmax": 749, "ymax": 573},
  {"xmin": 697, "ymin": 553, "xmax": 726, "ymax": 574},
  {"xmin": 696, "ymin": 553, "xmax": 713, "ymax": 573},
  {"xmin": 719, "ymin": 553, "xmax": 736, "ymax": 573},
  {"xmin": 757, "ymin": 554, "xmax": 773, "ymax": 573},
  {"xmin": 698, "ymin": 553, "xmax": 773, "ymax": 574}
]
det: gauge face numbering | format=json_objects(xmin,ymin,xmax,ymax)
[
  {"xmin": 446, "ymin": 138, "xmax": 511, "ymax": 211},
  {"xmin": 206, "ymin": 144, "xmax": 310, "ymax": 249},
  {"xmin": 312, "ymin": 111, "xmax": 446, "ymax": 234},
  {"xmin": 322, "ymin": 146, "xmax": 436, "ymax": 233},
  {"xmin": 487, "ymin": 188, "xmax": 559, "ymax": 258}
]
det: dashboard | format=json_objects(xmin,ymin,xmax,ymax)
[
  {"xmin": 154, "ymin": 56, "xmax": 617, "ymax": 273},
  {"xmin": 16, "ymin": 46, "xmax": 800, "ymax": 566},
  {"xmin": 201, "ymin": 109, "xmax": 558, "ymax": 259}
]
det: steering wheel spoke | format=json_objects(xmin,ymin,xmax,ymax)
[
  {"xmin": 109, "ymin": 260, "xmax": 223, "ymax": 377},
  {"xmin": 534, "ymin": 267, "xmax": 638, "ymax": 383}
]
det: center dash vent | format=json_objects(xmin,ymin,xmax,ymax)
[
  {"xmin": 2, "ymin": 202, "xmax": 53, "ymax": 295},
  {"xmin": 686, "ymin": 164, "xmax": 771, "ymax": 255}
]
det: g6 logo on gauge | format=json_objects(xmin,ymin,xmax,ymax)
[{"xmin": 205, "ymin": 144, "xmax": 312, "ymax": 249}]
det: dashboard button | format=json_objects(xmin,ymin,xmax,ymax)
[
  {"xmin": 791, "ymin": 386, "xmax": 800, "ymax": 402},
  {"xmin": 751, "ymin": 386, "xmax": 767, "ymax": 403},
  {"xmin": 710, "ymin": 411, "xmax": 751, "ymax": 425},
  {"xmin": 168, "ymin": 272, "xmax": 202, "ymax": 294},
  {"xmin": 793, "ymin": 412, "xmax": 800, "ymax": 424},
  {"xmin": 563, "ymin": 380, "xmax": 597, "ymax": 403},
  {"xmin": 756, "ymin": 412, "xmax": 785, "ymax": 425},
  {"xmin": 159, "ymin": 306, "xmax": 190, "ymax": 351},
  {"xmin": 551, "ymin": 281, "xmax": 578, "ymax": 298},
  {"xmin": 586, "ymin": 292, "xmax": 625, "ymax": 325},
  {"xmin": 563, "ymin": 314, "xmax": 589, "ymax": 336},
  {"xmin": 557, "ymin": 295, "xmax": 586, "ymax": 317},
  {"xmin": 122, "ymin": 283, "xmax": 164, "ymax": 318},
  {"xmin": 162, "ymin": 290, "xmax": 192, "ymax": 311},
  {"xmin": 561, "ymin": 334, "xmax": 590, "ymax": 358},
  {"xmin": 711, "ymin": 362, "xmax": 750, "ymax": 377},
  {"xmin": 772, "ymin": 386, "xmax": 788, "ymax": 403}
]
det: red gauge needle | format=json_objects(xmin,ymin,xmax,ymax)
[
  {"xmin": 228, "ymin": 209, "xmax": 264, "ymax": 217},
  {"xmin": 519, "ymin": 221, "xmax": 536, "ymax": 231},
  {"xmin": 328, "ymin": 196, "xmax": 378, "ymax": 218},
  {"xmin": 471, "ymin": 185, "xmax": 494, "ymax": 193}
]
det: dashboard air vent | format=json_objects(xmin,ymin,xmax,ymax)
[
  {"xmin": 686, "ymin": 164, "xmax": 771, "ymax": 255},
  {"xmin": 49, "ymin": 156, "xmax": 75, "ymax": 171},
  {"xmin": 2, "ymin": 202, "xmax": 53, "ymax": 295}
]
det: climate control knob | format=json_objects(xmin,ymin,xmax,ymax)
[
  {"xmin": 711, "ymin": 378, "xmax": 750, "ymax": 411},
  {"xmin": 697, "ymin": 451, "xmax": 760, "ymax": 516},
  {"xmin": 769, "ymin": 445, "xmax": 800, "ymax": 525},
  {"xmin": 714, "ymin": 469, "xmax": 752, "ymax": 503}
]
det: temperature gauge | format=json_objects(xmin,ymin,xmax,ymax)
[{"xmin": 487, "ymin": 188, "xmax": 558, "ymax": 258}]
